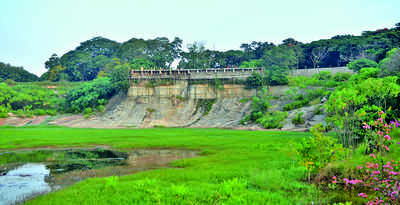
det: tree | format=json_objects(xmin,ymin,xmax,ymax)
[
  {"xmin": 44, "ymin": 54, "xmax": 60, "ymax": 70},
  {"xmin": 240, "ymin": 59, "xmax": 263, "ymax": 68},
  {"xmin": 263, "ymin": 46, "xmax": 297, "ymax": 69},
  {"xmin": 379, "ymin": 48, "xmax": 400, "ymax": 77},
  {"xmin": 110, "ymin": 63, "xmax": 131, "ymax": 93},
  {"xmin": 130, "ymin": 58, "xmax": 155, "ymax": 70},
  {"xmin": 310, "ymin": 47, "xmax": 328, "ymax": 68},
  {"xmin": 281, "ymin": 38, "xmax": 304, "ymax": 69},
  {"xmin": 395, "ymin": 22, "xmax": 400, "ymax": 31},
  {"xmin": 347, "ymin": 58, "xmax": 378, "ymax": 72},
  {"xmin": 0, "ymin": 62, "xmax": 38, "ymax": 82},
  {"xmin": 264, "ymin": 66, "xmax": 289, "ymax": 86},
  {"xmin": 168, "ymin": 37, "xmax": 183, "ymax": 67},
  {"xmin": 186, "ymin": 42, "xmax": 206, "ymax": 69}
]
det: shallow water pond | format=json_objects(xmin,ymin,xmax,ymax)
[{"xmin": 0, "ymin": 149, "xmax": 197, "ymax": 205}]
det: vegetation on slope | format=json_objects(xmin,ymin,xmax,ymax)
[
  {"xmin": 0, "ymin": 62, "xmax": 38, "ymax": 82},
  {"xmin": 0, "ymin": 81, "xmax": 78, "ymax": 118}
]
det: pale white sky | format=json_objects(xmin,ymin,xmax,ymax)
[{"xmin": 1, "ymin": 0, "xmax": 399, "ymax": 76}]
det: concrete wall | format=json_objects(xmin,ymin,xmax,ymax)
[
  {"xmin": 128, "ymin": 80, "xmax": 256, "ymax": 99},
  {"xmin": 290, "ymin": 67, "xmax": 353, "ymax": 77}
]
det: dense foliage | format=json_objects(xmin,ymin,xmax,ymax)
[
  {"xmin": 325, "ymin": 69, "xmax": 400, "ymax": 148},
  {"xmin": 39, "ymin": 23, "xmax": 400, "ymax": 82},
  {"xmin": 0, "ymin": 62, "xmax": 38, "ymax": 82},
  {"xmin": 347, "ymin": 58, "xmax": 378, "ymax": 72},
  {"xmin": 0, "ymin": 82, "xmax": 67, "ymax": 117},
  {"xmin": 378, "ymin": 47, "xmax": 400, "ymax": 78},
  {"xmin": 64, "ymin": 77, "xmax": 115, "ymax": 113},
  {"xmin": 241, "ymin": 90, "xmax": 288, "ymax": 129}
]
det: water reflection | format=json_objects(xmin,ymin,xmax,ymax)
[
  {"xmin": 0, "ymin": 163, "xmax": 51, "ymax": 205},
  {"xmin": 0, "ymin": 149, "xmax": 198, "ymax": 205}
]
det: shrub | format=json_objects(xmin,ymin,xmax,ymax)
[
  {"xmin": 146, "ymin": 108, "xmax": 155, "ymax": 113},
  {"xmin": 245, "ymin": 72, "xmax": 264, "ymax": 89},
  {"xmin": 313, "ymin": 71, "xmax": 332, "ymax": 80},
  {"xmin": 333, "ymin": 72, "xmax": 351, "ymax": 82},
  {"xmin": 379, "ymin": 48, "xmax": 400, "ymax": 78},
  {"xmin": 83, "ymin": 108, "xmax": 93, "ymax": 119},
  {"xmin": 33, "ymin": 109, "xmax": 47, "ymax": 116},
  {"xmin": 257, "ymin": 111, "xmax": 288, "ymax": 129},
  {"xmin": 313, "ymin": 105, "xmax": 323, "ymax": 115},
  {"xmin": 65, "ymin": 77, "xmax": 115, "ymax": 113},
  {"xmin": 0, "ymin": 113, "xmax": 8, "ymax": 118},
  {"xmin": 46, "ymin": 109, "xmax": 57, "ymax": 116},
  {"xmin": 283, "ymin": 99, "xmax": 309, "ymax": 111},
  {"xmin": 296, "ymin": 124, "xmax": 348, "ymax": 182},
  {"xmin": 240, "ymin": 89, "xmax": 289, "ymax": 128},
  {"xmin": 97, "ymin": 105, "xmax": 105, "ymax": 113},
  {"xmin": 347, "ymin": 58, "xmax": 378, "ymax": 72},
  {"xmin": 4, "ymin": 79, "xmax": 16, "ymax": 86},
  {"xmin": 292, "ymin": 112, "xmax": 305, "ymax": 125}
]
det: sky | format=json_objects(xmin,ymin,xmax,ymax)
[{"xmin": 1, "ymin": 0, "xmax": 399, "ymax": 76}]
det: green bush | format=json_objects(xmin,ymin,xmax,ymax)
[
  {"xmin": 245, "ymin": 72, "xmax": 264, "ymax": 89},
  {"xmin": 0, "ymin": 82, "xmax": 63, "ymax": 117},
  {"xmin": 283, "ymin": 99, "xmax": 309, "ymax": 111},
  {"xmin": 379, "ymin": 47, "xmax": 400, "ymax": 77},
  {"xmin": 333, "ymin": 72, "xmax": 351, "ymax": 82},
  {"xmin": 0, "ymin": 113, "xmax": 8, "ymax": 118},
  {"xmin": 292, "ymin": 112, "xmax": 305, "ymax": 125},
  {"xmin": 240, "ymin": 89, "xmax": 288, "ymax": 128},
  {"xmin": 65, "ymin": 77, "xmax": 115, "ymax": 113},
  {"xmin": 313, "ymin": 105, "xmax": 323, "ymax": 115},
  {"xmin": 313, "ymin": 71, "xmax": 332, "ymax": 80},
  {"xmin": 83, "ymin": 108, "xmax": 93, "ymax": 119},
  {"xmin": 4, "ymin": 79, "xmax": 16, "ymax": 86},
  {"xmin": 256, "ymin": 111, "xmax": 288, "ymax": 129},
  {"xmin": 97, "ymin": 105, "xmax": 105, "ymax": 113},
  {"xmin": 296, "ymin": 124, "xmax": 348, "ymax": 181},
  {"xmin": 283, "ymin": 88, "xmax": 328, "ymax": 111},
  {"xmin": 33, "ymin": 109, "xmax": 47, "ymax": 116},
  {"xmin": 347, "ymin": 58, "xmax": 378, "ymax": 72}
]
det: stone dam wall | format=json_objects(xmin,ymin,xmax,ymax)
[{"xmin": 128, "ymin": 80, "xmax": 256, "ymax": 100}]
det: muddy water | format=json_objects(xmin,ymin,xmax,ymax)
[{"xmin": 0, "ymin": 149, "xmax": 197, "ymax": 205}]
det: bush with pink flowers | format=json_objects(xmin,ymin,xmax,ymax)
[{"xmin": 329, "ymin": 112, "xmax": 400, "ymax": 204}]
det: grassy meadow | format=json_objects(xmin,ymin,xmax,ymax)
[{"xmin": 0, "ymin": 127, "xmax": 321, "ymax": 204}]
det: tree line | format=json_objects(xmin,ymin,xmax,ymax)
[
  {"xmin": 0, "ymin": 62, "xmax": 39, "ymax": 82},
  {"xmin": 4, "ymin": 22, "xmax": 399, "ymax": 82}
]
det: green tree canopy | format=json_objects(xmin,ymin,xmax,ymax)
[{"xmin": 347, "ymin": 58, "xmax": 378, "ymax": 72}]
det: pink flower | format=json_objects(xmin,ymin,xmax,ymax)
[
  {"xmin": 373, "ymin": 170, "xmax": 381, "ymax": 175},
  {"xmin": 384, "ymin": 135, "xmax": 391, "ymax": 140},
  {"xmin": 332, "ymin": 176, "xmax": 336, "ymax": 180},
  {"xmin": 384, "ymin": 145, "xmax": 389, "ymax": 151},
  {"xmin": 358, "ymin": 193, "xmax": 368, "ymax": 198},
  {"xmin": 370, "ymin": 154, "xmax": 376, "ymax": 158}
]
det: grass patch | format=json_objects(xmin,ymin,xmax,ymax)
[{"xmin": 0, "ymin": 127, "xmax": 320, "ymax": 204}]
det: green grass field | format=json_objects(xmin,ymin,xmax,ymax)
[{"xmin": 0, "ymin": 127, "xmax": 321, "ymax": 204}]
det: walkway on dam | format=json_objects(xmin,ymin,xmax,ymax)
[{"xmin": 130, "ymin": 67, "xmax": 351, "ymax": 80}]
